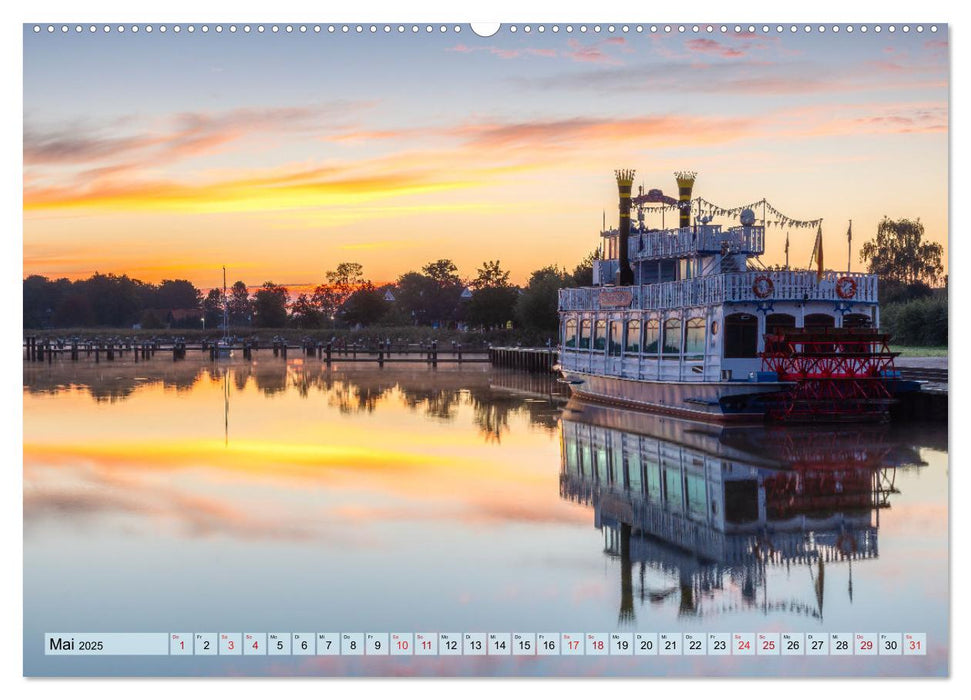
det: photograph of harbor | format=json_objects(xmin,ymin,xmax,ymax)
[{"xmin": 22, "ymin": 23, "xmax": 948, "ymax": 677}]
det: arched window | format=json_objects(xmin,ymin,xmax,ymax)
[
  {"xmin": 724, "ymin": 313, "xmax": 758, "ymax": 358},
  {"xmin": 564, "ymin": 317, "xmax": 577, "ymax": 348},
  {"xmin": 663, "ymin": 318, "xmax": 682, "ymax": 356},
  {"xmin": 766, "ymin": 313, "xmax": 796, "ymax": 334},
  {"xmin": 579, "ymin": 319, "xmax": 592, "ymax": 349},
  {"xmin": 804, "ymin": 313, "xmax": 835, "ymax": 330},
  {"xmin": 643, "ymin": 319, "xmax": 660, "ymax": 354},
  {"xmin": 684, "ymin": 318, "xmax": 706, "ymax": 358},
  {"xmin": 626, "ymin": 319, "xmax": 641, "ymax": 353},
  {"xmin": 594, "ymin": 319, "xmax": 607, "ymax": 350},
  {"xmin": 608, "ymin": 321, "xmax": 623, "ymax": 356}
]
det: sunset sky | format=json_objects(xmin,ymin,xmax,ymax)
[{"xmin": 23, "ymin": 24, "xmax": 949, "ymax": 289}]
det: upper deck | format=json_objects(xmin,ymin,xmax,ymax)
[
  {"xmin": 560, "ymin": 269, "xmax": 878, "ymax": 311},
  {"xmin": 602, "ymin": 223, "xmax": 765, "ymax": 262}
]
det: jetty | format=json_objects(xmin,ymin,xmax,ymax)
[{"xmin": 22, "ymin": 335, "xmax": 489, "ymax": 367}]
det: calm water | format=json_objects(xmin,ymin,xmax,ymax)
[{"xmin": 23, "ymin": 356, "xmax": 948, "ymax": 676}]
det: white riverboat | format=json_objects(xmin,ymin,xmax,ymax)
[{"xmin": 557, "ymin": 170, "xmax": 892, "ymax": 422}]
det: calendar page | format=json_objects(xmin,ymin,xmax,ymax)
[{"xmin": 21, "ymin": 13, "xmax": 950, "ymax": 680}]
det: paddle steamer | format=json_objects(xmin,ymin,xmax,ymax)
[{"xmin": 557, "ymin": 170, "xmax": 902, "ymax": 422}]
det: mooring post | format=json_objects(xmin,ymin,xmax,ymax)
[
  {"xmin": 378, "ymin": 341, "xmax": 384, "ymax": 367},
  {"xmin": 325, "ymin": 341, "xmax": 332, "ymax": 366},
  {"xmin": 432, "ymin": 340, "xmax": 438, "ymax": 367}
]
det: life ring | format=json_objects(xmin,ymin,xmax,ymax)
[
  {"xmin": 752, "ymin": 275, "xmax": 774, "ymax": 299},
  {"xmin": 836, "ymin": 276, "xmax": 858, "ymax": 299}
]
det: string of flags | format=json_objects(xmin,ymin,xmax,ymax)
[{"xmin": 636, "ymin": 197, "xmax": 823, "ymax": 229}]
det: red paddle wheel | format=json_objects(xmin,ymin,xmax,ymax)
[{"xmin": 761, "ymin": 328, "xmax": 898, "ymax": 422}]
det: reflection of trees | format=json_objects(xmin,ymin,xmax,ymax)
[
  {"xmin": 399, "ymin": 387, "xmax": 462, "ymax": 422},
  {"xmin": 24, "ymin": 357, "xmax": 568, "ymax": 441},
  {"xmin": 328, "ymin": 379, "xmax": 395, "ymax": 415}
]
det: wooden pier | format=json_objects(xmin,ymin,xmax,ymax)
[
  {"xmin": 488, "ymin": 347, "xmax": 558, "ymax": 374},
  {"xmin": 22, "ymin": 336, "xmax": 490, "ymax": 367}
]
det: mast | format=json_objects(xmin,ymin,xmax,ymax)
[{"xmin": 222, "ymin": 266, "xmax": 228, "ymax": 337}]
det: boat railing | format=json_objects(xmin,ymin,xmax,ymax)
[
  {"xmin": 625, "ymin": 225, "xmax": 765, "ymax": 262},
  {"xmin": 560, "ymin": 270, "xmax": 878, "ymax": 311}
]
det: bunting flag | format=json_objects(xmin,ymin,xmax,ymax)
[
  {"xmin": 811, "ymin": 224, "xmax": 824, "ymax": 281},
  {"xmin": 633, "ymin": 196, "xmax": 823, "ymax": 230}
]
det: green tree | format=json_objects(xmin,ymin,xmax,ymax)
[
  {"xmin": 252, "ymin": 282, "xmax": 290, "ymax": 328},
  {"xmin": 342, "ymin": 283, "xmax": 388, "ymax": 327},
  {"xmin": 469, "ymin": 260, "xmax": 510, "ymax": 290},
  {"xmin": 422, "ymin": 259, "xmax": 461, "ymax": 287},
  {"xmin": 514, "ymin": 265, "xmax": 572, "ymax": 333},
  {"xmin": 466, "ymin": 260, "xmax": 516, "ymax": 329},
  {"xmin": 227, "ymin": 281, "xmax": 252, "ymax": 326},
  {"xmin": 393, "ymin": 271, "xmax": 437, "ymax": 325},
  {"xmin": 157, "ymin": 279, "xmax": 202, "ymax": 311},
  {"xmin": 571, "ymin": 247, "xmax": 602, "ymax": 287},
  {"xmin": 312, "ymin": 262, "xmax": 365, "ymax": 324},
  {"xmin": 467, "ymin": 286, "xmax": 519, "ymax": 330},
  {"xmin": 421, "ymin": 259, "xmax": 463, "ymax": 326},
  {"xmin": 202, "ymin": 288, "xmax": 224, "ymax": 330},
  {"xmin": 290, "ymin": 293, "xmax": 323, "ymax": 328},
  {"xmin": 860, "ymin": 217, "xmax": 944, "ymax": 285}
]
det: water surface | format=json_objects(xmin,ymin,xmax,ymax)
[{"xmin": 23, "ymin": 356, "xmax": 948, "ymax": 676}]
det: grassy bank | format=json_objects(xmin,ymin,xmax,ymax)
[{"xmin": 889, "ymin": 345, "xmax": 948, "ymax": 358}]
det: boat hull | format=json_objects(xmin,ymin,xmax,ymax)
[{"xmin": 560, "ymin": 370, "xmax": 789, "ymax": 422}]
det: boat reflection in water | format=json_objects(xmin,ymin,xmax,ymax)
[{"xmin": 559, "ymin": 399, "xmax": 923, "ymax": 623}]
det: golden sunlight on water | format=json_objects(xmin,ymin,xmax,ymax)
[{"xmin": 22, "ymin": 357, "xmax": 949, "ymax": 677}]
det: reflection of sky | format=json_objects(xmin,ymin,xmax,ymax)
[
  {"xmin": 23, "ymin": 26, "xmax": 948, "ymax": 287},
  {"xmin": 23, "ymin": 358, "xmax": 948, "ymax": 676}
]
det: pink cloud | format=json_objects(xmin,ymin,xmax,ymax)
[{"xmin": 685, "ymin": 38, "xmax": 745, "ymax": 58}]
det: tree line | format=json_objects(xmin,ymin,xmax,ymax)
[
  {"xmin": 22, "ymin": 217, "xmax": 947, "ymax": 346},
  {"xmin": 23, "ymin": 252, "xmax": 601, "ymax": 333}
]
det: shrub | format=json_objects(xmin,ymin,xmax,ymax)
[{"xmin": 881, "ymin": 295, "xmax": 947, "ymax": 346}]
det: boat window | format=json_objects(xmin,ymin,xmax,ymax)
[
  {"xmin": 664, "ymin": 468, "xmax": 683, "ymax": 512},
  {"xmin": 608, "ymin": 321, "xmax": 623, "ymax": 356},
  {"xmin": 804, "ymin": 313, "xmax": 836, "ymax": 352},
  {"xmin": 645, "ymin": 463, "xmax": 662, "ymax": 501},
  {"xmin": 804, "ymin": 313, "xmax": 835, "ymax": 330},
  {"xmin": 579, "ymin": 319, "xmax": 592, "ymax": 349},
  {"xmin": 596, "ymin": 447, "xmax": 609, "ymax": 482},
  {"xmin": 659, "ymin": 259, "xmax": 677, "ymax": 282},
  {"xmin": 685, "ymin": 475, "xmax": 707, "ymax": 519},
  {"xmin": 626, "ymin": 453, "xmax": 642, "ymax": 493},
  {"xmin": 724, "ymin": 313, "xmax": 758, "ymax": 358},
  {"xmin": 564, "ymin": 317, "xmax": 577, "ymax": 348},
  {"xmin": 626, "ymin": 320, "xmax": 641, "ymax": 353},
  {"xmin": 724, "ymin": 480, "xmax": 759, "ymax": 523},
  {"xmin": 594, "ymin": 320, "xmax": 607, "ymax": 351},
  {"xmin": 843, "ymin": 313, "xmax": 871, "ymax": 329},
  {"xmin": 643, "ymin": 319, "xmax": 660, "ymax": 354},
  {"xmin": 565, "ymin": 438, "xmax": 579, "ymax": 475},
  {"xmin": 766, "ymin": 313, "xmax": 796, "ymax": 334},
  {"xmin": 663, "ymin": 318, "xmax": 682, "ymax": 356},
  {"xmin": 684, "ymin": 318, "xmax": 705, "ymax": 358}
]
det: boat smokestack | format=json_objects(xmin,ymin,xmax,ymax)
[
  {"xmin": 615, "ymin": 169, "xmax": 635, "ymax": 286},
  {"xmin": 675, "ymin": 171, "xmax": 697, "ymax": 229}
]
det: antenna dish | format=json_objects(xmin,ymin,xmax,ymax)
[{"xmin": 740, "ymin": 208, "xmax": 756, "ymax": 226}]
